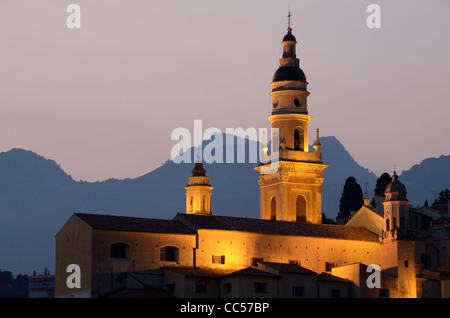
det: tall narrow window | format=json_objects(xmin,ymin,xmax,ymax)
[
  {"xmin": 270, "ymin": 197, "xmax": 276, "ymax": 220},
  {"xmin": 296, "ymin": 195, "xmax": 307, "ymax": 222},
  {"xmin": 294, "ymin": 127, "xmax": 304, "ymax": 151},
  {"xmin": 189, "ymin": 196, "xmax": 193, "ymax": 212},
  {"xmin": 203, "ymin": 195, "xmax": 207, "ymax": 212},
  {"xmin": 386, "ymin": 219, "xmax": 390, "ymax": 232}
]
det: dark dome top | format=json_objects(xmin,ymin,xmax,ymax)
[
  {"xmin": 273, "ymin": 66, "xmax": 306, "ymax": 82},
  {"xmin": 283, "ymin": 28, "xmax": 296, "ymax": 42},
  {"xmin": 384, "ymin": 173, "xmax": 408, "ymax": 201},
  {"xmin": 192, "ymin": 161, "xmax": 206, "ymax": 176}
]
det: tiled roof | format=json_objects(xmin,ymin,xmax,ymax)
[
  {"xmin": 317, "ymin": 272, "xmax": 352, "ymax": 283},
  {"xmin": 223, "ymin": 267, "xmax": 279, "ymax": 278},
  {"xmin": 163, "ymin": 266, "xmax": 234, "ymax": 277},
  {"xmin": 260, "ymin": 262, "xmax": 317, "ymax": 275},
  {"xmin": 74, "ymin": 213, "xmax": 195, "ymax": 235},
  {"xmin": 175, "ymin": 213, "xmax": 379, "ymax": 242},
  {"xmin": 74, "ymin": 212, "xmax": 379, "ymax": 242}
]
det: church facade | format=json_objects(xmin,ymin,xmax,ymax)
[{"xmin": 55, "ymin": 25, "xmax": 427, "ymax": 298}]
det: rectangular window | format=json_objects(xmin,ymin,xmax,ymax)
[
  {"xmin": 435, "ymin": 229, "xmax": 443, "ymax": 238},
  {"xmin": 111, "ymin": 243, "xmax": 129, "ymax": 260},
  {"xmin": 160, "ymin": 246, "xmax": 177, "ymax": 262},
  {"xmin": 421, "ymin": 253, "xmax": 430, "ymax": 268},
  {"xmin": 196, "ymin": 283, "xmax": 207, "ymax": 294},
  {"xmin": 212, "ymin": 255, "xmax": 225, "ymax": 264},
  {"xmin": 292, "ymin": 286, "xmax": 304, "ymax": 297},
  {"xmin": 404, "ymin": 260, "xmax": 409, "ymax": 268},
  {"xmin": 331, "ymin": 289, "xmax": 341, "ymax": 298},
  {"xmin": 254, "ymin": 282, "xmax": 267, "ymax": 294},
  {"xmin": 440, "ymin": 247, "xmax": 446, "ymax": 258},
  {"xmin": 224, "ymin": 283, "xmax": 231, "ymax": 294},
  {"xmin": 289, "ymin": 260, "xmax": 299, "ymax": 265}
]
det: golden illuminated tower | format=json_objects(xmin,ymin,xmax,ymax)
[
  {"xmin": 255, "ymin": 25, "xmax": 328, "ymax": 224},
  {"xmin": 185, "ymin": 160, "xmax": 213, "ymax": 215},
  {"xmin": 380, "ymin": 172, "xmax": 417, "ymax": 297},
  {"xmin": 381, "ymin": 172, "xmax": 411, "ymax": 241}
]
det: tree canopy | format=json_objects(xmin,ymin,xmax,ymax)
[
  {"xmin": 374, "ymin": 172, "xmax": 391, "ymax": 196},
  {"xmin": 337, "ymin": 177, "xmax": 364, "ymax": 223},
  {"xmin": 433, "ymin": 188, "xmax": 450, "ymax": 205}
]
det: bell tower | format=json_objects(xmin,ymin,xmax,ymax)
[
  {"xmin": 185, "ymin": 160, "xmax": 213, "ymax": 215},
  {"xmin": 379, "ymin": 172, "xmax": 417, "ymax": 297},
  {"xmin": 255, "ymin": 21, "xmax": 328, "ymax": 224},
  {"xmin": 381, "ymin": 172, "xmax": 411, "ymax": 241}
]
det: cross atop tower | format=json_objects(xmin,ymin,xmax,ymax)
[{"xmin": 287, "ymin": 11, "xmax": 292, "ymax": 28}]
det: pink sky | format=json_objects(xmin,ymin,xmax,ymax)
[{"xmin": 1, "ymin": 0, "xmax": 449, "ymax": 181}]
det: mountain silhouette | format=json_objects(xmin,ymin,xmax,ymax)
[
  {"xmin": 400, "ymin": 155, "xmax": 450, "ymax": 206},
  {"xmin": 0, "ymin": 135, "xmax": 448, "ymax": 275}
]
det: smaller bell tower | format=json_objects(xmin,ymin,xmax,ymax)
[
  {"xmin": 381, "ymin": 172, "xmax": 411, "ymax": 241},
  {"xmin": 185, "ymin": 160, "xmax": 213, "ymax": 215},
  {"xmin": 380, "ymin": 172, "xmax": 417, "ymax": 297}
]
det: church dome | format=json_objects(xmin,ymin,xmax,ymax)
[
  {"xmin": 273, "ymin": 66, "xmax": 306, "ymax": 82},
  {"xmin": 272, "ymin": 27, "xmax": 307, "ymax": 83},
  {"xmin": 283, "ymin": 28, "xmax": 296, "ymax": 42},
  {"xmin": 384, "ymin": 172, "xmax": 408, "ymax": 201},
  {"xmin": 191, "ymin": 161, "xmax": 207, "ymax": 176}
]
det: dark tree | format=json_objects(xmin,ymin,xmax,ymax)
[
  {"xmin": 337, "ymin": 177, "xmax": 364, "ymax": 223},
  {"xmin": 433, "ymin": 188, "xmax": 450, "ymax": 205},
  {"xmin": 322, "ymin": 213, "xmax": 337, "ymax": 225},
  {"xmin": 0, "ymin": 270, "xmax": 29, "ymax": 298},
  {"xmin": 374, "ymin": 173, "xmax": 391, "ymax": 196}
]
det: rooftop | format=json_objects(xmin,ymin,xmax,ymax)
[
  {"xmin": 73, "ymin": 212, "xmax": 379, "ymax": 242},
  {"xmin": 74, "ymin": 213, "xmax": 195, "ymax": 235},
  {"xmin": 175, "ymin": 213, "xmax": 379, "ymax": 242}
]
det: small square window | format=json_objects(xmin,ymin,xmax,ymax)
[
  {"xmin": 196, "ymin": 283, "xmax": 207, "ymax": 294},
  {"xmin": 254, "ymin": 282, "xmax": 267, "ymax": 294},
  {"xmin": 292, "ymin": 286, "xmax": 304, "ymax": 297},
  {"xmin": 331, "ymin": 289, "xmax": 341, "ymax": 298}
]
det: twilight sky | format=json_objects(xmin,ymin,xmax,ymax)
[{"xmin": 1, "ymin": 0, "xmax": 449, "ymax": 182}]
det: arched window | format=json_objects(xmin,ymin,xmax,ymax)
[
  {"xmin": 111, "ymin": 243, "xmax": 130, "ymax": 261},
  {"xmin": 189, "ymin": 196, "xmax": 193, "ymax": 212},
  {"xmin": 203, "ymin": 195, "xmax": 207, "ymax": 212},
  {"xmin": 296, "ymin": 195, "xmax": 307, "ymax": 223},
  {"xmin": 160, "ymin": 246, "xmax": 179, "ymax": 263},
  {"xmin": 270, "ymin": 197, "xmax": 276, "ymax": 220},
  {"xmin": 294, "ymin": 127, "xmax": 304, "ymax": 151}
]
